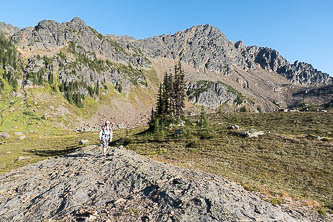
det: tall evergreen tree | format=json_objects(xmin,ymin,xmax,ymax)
[
  {"xmin": 174, "ymin": 61, "xmax": 186, "ymax": 118},
  {"xmin": 149, "ymin": 61, "xmax": 186, "ymax": 131}
]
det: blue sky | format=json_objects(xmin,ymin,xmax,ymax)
[{"xmin": 1, "ymin": 0, "xmax": 332, "ymax": 75}]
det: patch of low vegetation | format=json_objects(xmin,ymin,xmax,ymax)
[
  {"xmin": 88, "ymin": 26, "xmax": 103, "ymax": 40},
  {"xmin": 106, "ymin": 39, "xmax": 128, "ymax": 55},
  {"xmin": 68, "ymin": 41, "xmax": 108, "ymax": 73},
  {"xmin": 116, "ymin": 63, "xmax": 147, "ymax": 86}
]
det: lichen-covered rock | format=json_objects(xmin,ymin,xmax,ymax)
[{"xmin": 0, "ymin": 146, "xmax": 311, "ymax": 221}]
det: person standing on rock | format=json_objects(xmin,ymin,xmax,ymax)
[
  {"xmin": 105, "ymin": 120, "xmax": 113, "ymax": 143},
  {"xmin": 99, "ymin": 121, "xmax": 112, "ymax": 156}
]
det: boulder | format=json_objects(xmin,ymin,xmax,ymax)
[
  {"xmin": 227, "ymin": 125, "xmax": 240, "ymax": 130},
  {"xmin": 18, "ymin": 135, "xmax": 26, "ymax": 140},
  {"xmin": 79, "ymin": 139, "xmax": 89, "ymax": 145},
  {"xmin": 117, "ymin": 124, "xmax": 126, "ymax": 129},
  {"xmin": 236, "ymin": 130, "xmax": 264, "ymax": 138},
  {"xmin": 0, "ymin": 132, "xmax": 10, "ymax": 138}
]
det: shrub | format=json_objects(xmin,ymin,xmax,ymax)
[
  {"xmin": 268, "ymin": 198, "xmax": 284, "ymax": 206},
  {"xmin": 318, "ymin": 207, "xmax": 327, "ymax": 216},
  {"xmin": 240, "ymin": 106, "xmax": 248, "ymax": 112},
  {"xmin": 186, "ymin": 138, "xmax": 199, "ymax": 148}
]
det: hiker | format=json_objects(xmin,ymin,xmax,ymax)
[
  {"xmin": 105, "ymin": 120, "xmax": 113, "ymax": 144},
  {"xmin": 99, "ymin": 121, "xmax": 112, "ymax": 155}
]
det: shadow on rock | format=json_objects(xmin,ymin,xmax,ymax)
[{"xmin": 27, "ymin": 145, "xmax": 82, "ymax": 157}]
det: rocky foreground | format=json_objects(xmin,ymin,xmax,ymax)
[{"xmin": 0, "ymin": 146, "xmax": 328, "ymax": 221}]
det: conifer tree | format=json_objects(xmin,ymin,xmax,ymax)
[
  {"xmin": 149, "ymin": 61, "xmax": 186, "ymax": 131},
  {"xmin": 174, "ymin": 61, "xmax": 185, "ymax": 119}
]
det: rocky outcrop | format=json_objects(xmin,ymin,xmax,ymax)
[
  {"xmin": 134, "ymin": 25, "xmax": 255, "ymax": 74},
  {"xmin": 186, "ymin": 80, "xmax": 241, "ymax": 107},
  {"xmin": 0, "ymin": 146, "xmax": 311, "ymax": 221},
  {"xmin": 246, "ymin": 46, "xmax": 332, "ymax": 86},
  {"xmin": 0, "ymin": 22, "xmax": 19, "ymax": 36},
  {"xmin": 11, "ymin": 17, "xmax": 151, "ymax": 69},
  {"xmin": 279, "ymin": 61, "xmax": 332, "ymax": 86}
]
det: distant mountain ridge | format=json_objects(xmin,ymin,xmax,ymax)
[
  {"xmin": 2, "ymin": 19, "xmax": 330, "ymax": 86},
  {"xmin": 133, "ymin": 24, "xmax": 332, "ymax": 86},
  {"xmin": 0, "ymin": 17, "xmax": 332, "ymax": 130}
]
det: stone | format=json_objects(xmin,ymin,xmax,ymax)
[
  {"xmin": 18, "ymin": 135, "xmax": 26, "ymax": 140},
  {"xmin": 227, "ymin": 125, "xmax": 240, "ymax": 130},
  {"xmin": 245, "ymin": 130, "xmax": 264, "ymax": 138},
  {"xmin": 134, "ymin": 24, "xmax": 332, "ymax": 85},
  {"xmin": 117, "ymin": 124, "xmax": 125, "ymax": 129},
  {"xmin": 17, "ymin": 156, "xmax": 31, "ymax": 161},
  {"xmin": 0, "ymin": 132, "xmax": 10, "ymax": 138},
  {"xmin": 14, "ymin": 132, "xmax": 24, "ymax": 136},
  {"xmin": 236, "ymin": 130, "xmax": 264, "ymax": 138},
  {"xmin": 79, "ymin": 139, "xmax": 89, "ymax": 145},
  {"xmin": 246, "ymin": 47, "xmax": 332, "ymax": 85}
]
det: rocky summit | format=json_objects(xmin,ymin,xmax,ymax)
[{"xmin": 0, "ymin": 146, "xmax": 322, "ymax": 221}]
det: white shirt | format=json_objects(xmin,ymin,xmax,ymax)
[{"xmin": 99, "ymin": 127, "xmax": 112, "ymax": 140}]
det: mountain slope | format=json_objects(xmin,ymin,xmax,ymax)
[{"xmin": 0, "ymin": 18, "xmax": 332, "ymax": 130}]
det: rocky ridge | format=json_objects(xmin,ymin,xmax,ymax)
[
  {"xmin": 0, "ymin": 145, "xmax": 324, "ymax": 221},
  {"xmin": 245, "ymin": 46, "xmax": 332, "ymax": 86},
  {"xmin": 0, "ymin": 22, "xmax": 19, "ymax": 37},
  {"xmin": 132, "ymin": 25, "xmax": 332, "ymax": 86}
]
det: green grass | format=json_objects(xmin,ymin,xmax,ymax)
[
  {"xmin": 113, "ymin": 112, "xmax": 333, "ymax": 208},
  {"xmin": 0, "ymin": 125, "xmax": 144, "ymax": 175},
  {"xmin": 0, "ymin": 131, "xmax": 98, "ymax": 174}
]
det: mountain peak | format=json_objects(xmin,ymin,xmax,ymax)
[
  {"xmin": 187, "ymin": 24, "xmax": 222, "ymax": 34},
  {"xmin": 70, "ymin": 17, "xmax": 86, "ymax": 26}
]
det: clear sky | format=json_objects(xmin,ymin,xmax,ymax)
[{"xmin": 1, "ymin": 0, "xmax": 332, "ymax": 75}]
